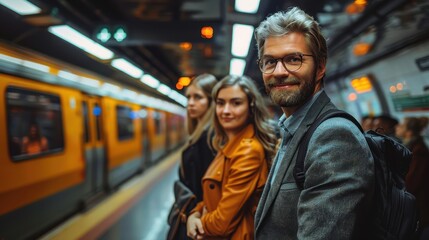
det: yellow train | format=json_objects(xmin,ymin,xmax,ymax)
[{"xmin": 0, "ymin": 43, "xmax": 186, "ymax": 239}]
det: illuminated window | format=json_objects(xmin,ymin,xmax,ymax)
[
  {"xmin": 116, "ymin": 105, "xmax": 135, "ymax": 140},
  {"xmin": 6, "ymin": 87, "xmax": 64, "ymax": 161}
]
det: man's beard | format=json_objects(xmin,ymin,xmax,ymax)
[{"xmin": 265, "ymin": 75, "xmax": 316, "ymax": 108}]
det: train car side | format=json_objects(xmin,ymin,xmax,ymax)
[
  {"xmin": 0, "ymin": 63, "xmax": 186, "ymax": 239},
  {"xmin": 0, "ymin": 74, "xmax": 87, "ymax": 239}
]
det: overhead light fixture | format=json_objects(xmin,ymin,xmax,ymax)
[
  {"xmin": 169, "ymin": 90, "xmax": 182, "ymax": 100},
  {"xmin": 157, "ymin": 84, "xmax": 172, "ymax": 95},
  {"xmin": 350, "ymin": 76, "xmax": 372, "ymax": 93},
  {"xmin": 348, "ymin": 92, "xmax": 358, "ymax": 101},
  {"xmin": 345, "ymin": 0, "xmax": 367, "ymax": 15},
  {"xmin": 235, "ymin": 0, "xmax": 260, "ymax": 14},
  {"xmin": 0, "ymin": 0, "xmax": 41, "ymax": 15},
  {"xmin": 201, "ymin": 26, "xmax": 214, "ymax": 39},
  {"xmin": 111, "ymin": 58, "xmax": 144, "ymax": 78},
  {"xmin": 229, "ymin": 58, "xmax": 246, "ymax": 76},
  {"xmin": 353, "ymin": 42, "xmax": 372, "ymax": 56},
  {"xmin": 48, "ymin": 25, "xmax": 114, "ymax": 60},
  {"xmin": 171, "ymin": 91, "xmax": 187, "ymax": 107},
  {"xmin": 176, "ymin": 82, "xmax": 184, "ymax": 90},
  {"xmin": 140, "ymin": 74, "xmax": 160, "ymax": 89},
  {"xmin": 178, "ymin": 76, "xmax": 191, "ymax": 86},
  {"xmin": 231, "ymin": 24, "xmax": 254, "ymax": 57},
  {"xmin": 180, "ymin": 42, "xmax": 192, "ymax": 51}
]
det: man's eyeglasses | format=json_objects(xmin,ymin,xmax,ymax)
[{"xmin": 258, "ymin": 52, "xmax": 313, "ymax": 74}]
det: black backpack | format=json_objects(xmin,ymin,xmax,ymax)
[{"xmin": 293, "ymin": 109, "xmax": 419, "ymax": 240}]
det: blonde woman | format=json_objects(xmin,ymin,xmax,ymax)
[
  {"xmin": 167, "ymin": 73, "xmax": 217, "ymax": 240},
  {"xmin": 187, "ymin": 75, "xmax": 277, "ymax": 239}
]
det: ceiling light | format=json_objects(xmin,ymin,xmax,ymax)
[
  {"xmin": 180, "ymin": 42, "xmax": 192, "ymax": 51},
  {"xmin": 229, "ymin": 58, "xmax": 246, "ymax": 76},
  {"xmin": 350, "ymin": 76, "xmax": 372, "ymax": 93},
  {"xmin": 353, "ymin": 42, "xmax": 372, "ymax": 56},
  {"xmin": 235, "ymin": 0, "xmax": 260, "ymax": 14},
  {"xmin": 0, "ymin": 0, "xmax": 41, "ymax": 15},
  {"xmin": 345, "ymin": 2, "xmax": 365, "ymax": 15},
  {"xmin": 176, "ymin": 82, "xmax": 184, "ymax": 90},
  {"xmin": 167, "ymin": 90, "xmax": 187, "ymax": 106},
  {"xmin": 169, "ymin": 90, "xmax": 182, "ymax": 100},
  {"xmin": 157, "ymin": 84, "xmax": 171, "ymax": 95},
  {"xmin": 231, "ymin": 24, "xmax": 254, "ymax": 57},
  {"xmin": 140, "ymin": 74, "xmax": 160, "ymax": 89},
  {"xmin": 201, "ymin": 26, "xmax": 214, "ymax": 39},
  {"xmin": 48, "ymin": 25, "xmax": 114, "ymax": 60},
  {"xmin": 111, "ymin": 58, "xmax": 144, "ymax": 78},
  {"xmin": 178, "ymin": 77, "xmax": 191, "ymax": 86}
]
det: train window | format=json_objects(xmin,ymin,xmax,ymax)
[
  {"xmin": 82, "ymin": 101, "xmax": 90, "ymax": 143},
  {"xmin": 6, "ymin": 87, "xmax": 64, "ymax": 161},
  {"xmin": 94, "ymin": 104, "xmax": 102, "ymax": 141},
  {"xmin": 116, "ymin": 105, "xmax": 134, "ymax": 140}
]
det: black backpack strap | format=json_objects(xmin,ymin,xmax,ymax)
[{"xmin": 293, "ymin": 109, "xmax": 363, "ymax": 190}]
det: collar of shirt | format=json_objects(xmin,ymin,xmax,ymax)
[
  {"xmin": 269, "ymin": 90, "xmax": 324, "ymax": 186},
  {"xmin": 277, "ymin": 90, "xmax": 324, "ymax": 143}
]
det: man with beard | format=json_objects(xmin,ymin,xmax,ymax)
[{"xmin": 253, "ymin": 7, "xmax": 375, "ymax": 240}]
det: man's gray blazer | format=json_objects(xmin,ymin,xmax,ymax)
[{"xmin": 255, "ymin": 91, "xmax": 374, "ymax": 240}]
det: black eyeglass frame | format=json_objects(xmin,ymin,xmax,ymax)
[{"xmin": 257, "ymin": 52, "xmax": 313, "ymax": 74}]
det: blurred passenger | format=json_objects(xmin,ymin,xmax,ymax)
[
  {"xmin": 361, "ymin": 115, "xmax": 374, "ymax": 131},
  {"xmin": 186, "ymin": 75, "xmax": 277, "ymax": 239},
  {"xmin": 373, "ymin": 114, "xmax": 399, "ymax": 139},
  {"xmin": 254, "ymin": 7, "xmax": 374, "ymax": 239},
  {"xmin": 21, "ymin": 122, "xmax": 48, "ymax": 154},
  {"xmin": 395, "ymin": 117, "xmax": 429, "ymax": 230},
  {"xmin": 167, "ymin": 73, "xmax": 217, "ymax": 240}
]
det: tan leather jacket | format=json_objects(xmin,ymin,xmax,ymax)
[{"xmin": 192, "ymin": 124, "xmax": 268, "ymax": 239}]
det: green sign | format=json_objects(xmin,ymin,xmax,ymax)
[
  {"xmin": 96, "ymin": 26, "xmax": 127, "ymax": 43},
  {"xmin": 392, "ymin": 94, "xmax": 429, "ymax": 111}
]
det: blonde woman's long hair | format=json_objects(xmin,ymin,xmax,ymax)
[
  {"xmin": 186, "ymin": 73, "xmax": 217, "ymax": 146},
  {"xmin": 210, "ymin": 75, "xmax": 277, "ymax": 162}
]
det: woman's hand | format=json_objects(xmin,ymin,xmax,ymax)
[
  {"xmin": 202, "ymin": 206, "xmax": 208, "ymax": 216},
  {"xmin": 187, "ymin": 211, "xmax": 205, "ymax": 239}
]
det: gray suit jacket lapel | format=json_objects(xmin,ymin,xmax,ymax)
[{"xmin": 255, "ymin": 91, "xmax": 333, "ymax": 231}]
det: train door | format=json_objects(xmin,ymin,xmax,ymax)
[
  {"xmin": 82, "ymin": 95, "xmax": 106, "ymax": 198},
  {"xmin": 140, "ymin": 107, "xmax": 151, "ymax": 170},
  {"xmin": 147, "ymin": 109, "xmax": 167, "ymax": 163}
]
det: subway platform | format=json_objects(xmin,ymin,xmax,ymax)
[{"xmin": 40, "ymin": 150, "xmax": 181, "ymax": 240}]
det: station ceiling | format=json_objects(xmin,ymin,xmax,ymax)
[{"xmin": 0, "ymin": 0, "xmax": 428, "ymax": 103}]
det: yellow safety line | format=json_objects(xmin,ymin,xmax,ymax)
[{"xmin": 42, "ymin": 149, "xmax": 181, "ymax": 240}]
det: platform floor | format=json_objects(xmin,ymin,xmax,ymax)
[{"xmin": 40, "ymin": 150, "xmax": 180, "ymax": 240}]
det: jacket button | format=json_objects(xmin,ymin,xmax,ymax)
[{"xmin": 209, "ymin": 184, "xmax": 215, "ymax": 189}]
